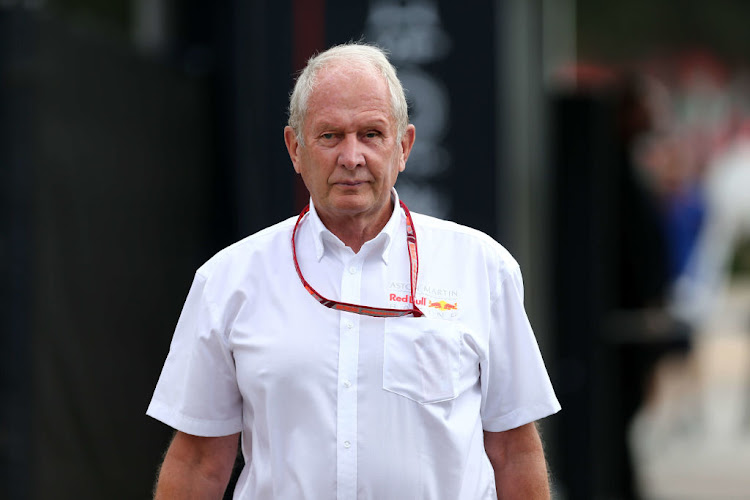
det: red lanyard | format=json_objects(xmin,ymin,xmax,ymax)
[{"xmin": 292, "ymin": 201, "xmax": 424, "ymax": 318}]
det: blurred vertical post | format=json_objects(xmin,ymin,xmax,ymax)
[
  {"xmin": 495, "ymin": 0, "xmax": 561, "ymax": 489},
  {"xmin": 495, "ymin": 0, "xmax": 550, "ymax": 358}
]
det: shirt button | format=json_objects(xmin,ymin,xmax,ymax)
[
  {"xmin": 345, "ymin": 321, "xmax": 354, "ymax": 330},
  {"xmin": 343, "ymin": 380, "xmax": 352, "ymax": 388},
  {"xmin": 343, "ymin": 441, "xmax": 351, "ymax": 448},
  {"xmin": 348, "ymin": 266, "xmax": 357, "ymax": 274}
]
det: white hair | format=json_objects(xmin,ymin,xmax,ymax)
[{"xmin": 288, "ymin": 43, "xmax": 409, "ymax": 146}]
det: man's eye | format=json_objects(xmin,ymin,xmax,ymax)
[
  {"xmin": 321, "ymin": 133, "xmax": 335, "ymax": 140},
  {"xmin": 365, "ymin": 131, "xmax": 380, "ymax": 138}
]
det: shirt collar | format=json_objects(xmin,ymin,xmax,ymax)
[{"xmin": 306, "ymin": 188, "xmax": 403, "ymax": 264}]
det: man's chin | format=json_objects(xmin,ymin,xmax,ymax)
[
  {"xmin": 330, "ymin": 203, "xmax": 370, "ymax": 217},
  {"xmin": 330, "ymin": 193, "xmax": 368, "ymax": 208},
  {"xmin": 327, "ymin": 198, "xmax": 388, "ymax": 219}
]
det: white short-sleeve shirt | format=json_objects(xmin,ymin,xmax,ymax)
[{"xmin": 147, "ymin": 190, "xmax": 560, "ymax": 500}]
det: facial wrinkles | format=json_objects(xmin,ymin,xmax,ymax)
[
  {"xmin": 308, "ymin": 78, "xmax": 396, "ymax": 178},
  {"xmin": 308, "ymin": 106, "xmax": 392, "ymax": 144}
]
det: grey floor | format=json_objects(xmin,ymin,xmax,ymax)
[{"xmin": 632, "ymin": 278, "xmax": 750, "ymax": 500}]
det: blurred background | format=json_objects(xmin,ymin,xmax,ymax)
[{"xmin": 2, "ymin": 0, "xmax": 749, "ymax": 498}]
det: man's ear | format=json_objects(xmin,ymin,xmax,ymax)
[
  {"xmin": 284, "ymin": 126, "xmax": 302, "ymax": 174},
  {"xmin": 398, "ymin": 124, "xmax": 416, "ymax": 172}
]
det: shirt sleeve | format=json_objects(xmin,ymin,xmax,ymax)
[
  {"xmin": 146, "ymin": 272, "xmax": 243, "ymax": 437},
  {"xmin": 480, "ymin": 263, "xmax": 561, "ymax": 432}
]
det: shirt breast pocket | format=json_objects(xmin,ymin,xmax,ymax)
[{"xmin": 383, "ymin": 317, "xmax": 463, "ymax": 404}]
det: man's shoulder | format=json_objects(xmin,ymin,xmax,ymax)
[
  {"xmin": 410, "ymin": 212, "xmax": 518, "ymax": 267},
  {"xmin": 197, "ymin": 215, "xmax": 298, "ymax": 277},
  {"xmin": 412, "ymin": 211, "xmax": 493, "ymax": 240}
]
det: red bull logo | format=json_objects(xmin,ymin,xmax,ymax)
[
  {"xmin": 389, "ymin": 294, "xmax": 427, "ymax": 306},
  {"xmin": 428, "ymin": 300, "xmax": 458, "ymax": 311}
]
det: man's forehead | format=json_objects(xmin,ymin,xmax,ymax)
[
  {"xmin": 305, "ymin": 63, "xmax": 391, "ymax": 119},
  {"xmin": 314, "ymin": 61, "xmax": 384, "ymax": 90}
]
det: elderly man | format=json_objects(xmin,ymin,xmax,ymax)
[{"xmin": 148, "ymin": 43, "xmax": 560, "ymax": 499}]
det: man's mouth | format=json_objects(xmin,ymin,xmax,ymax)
[{"xmin": 335, "ymin": 180, "xmax": 367, "ymax": 187}]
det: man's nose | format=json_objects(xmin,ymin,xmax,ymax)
[{"xmin": 337, "ymin": 134, "xmax": 365, "ymax": 169}]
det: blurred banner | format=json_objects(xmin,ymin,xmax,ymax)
[{"xmin": 324, "ymin": 0, "xmax": 498, "ymax": 234}]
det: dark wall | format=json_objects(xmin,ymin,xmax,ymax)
[
  {"xmin": 27, "ymin": 15, "xmax": 214, "ymax": 499},
  {"xmin": 0, "ymin": 10, "xmax": 35, "ymax": 500},
  {"xmin": 1, "ymin": 1, "xmax": 296, "ymax": 498}
]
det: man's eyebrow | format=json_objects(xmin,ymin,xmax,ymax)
[{"xmin": 310, "ymin": 121, "xmax": 348, "ymax": 132}]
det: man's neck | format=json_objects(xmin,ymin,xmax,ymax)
[{"xmin": 318, "ymin": 204, "xmax": 393, "ymax": 254}]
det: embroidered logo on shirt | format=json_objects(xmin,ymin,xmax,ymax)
[
  {"xmin": 387, "ymin": 282, "xmax": 460, "ymax": 318},
  {"xmin": 389, "ymin": 294, "xmax": 428, "ymax": 306},
  {"xmin": 428, "ymin": 300, "xmax": 458, "ymax": 311}
]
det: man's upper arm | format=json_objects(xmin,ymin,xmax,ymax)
[
  {"xmin": 154, "ymin": 431, "xmax": 240, "ymax": 499},
  {"xmin": 484, "ymin": 423, "xmax": 550, "ymax": 499},
  {"xmin": 484, "ymin": 423, "xmax": 543, "ymax": 462}
]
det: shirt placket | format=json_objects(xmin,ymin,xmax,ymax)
[{"xmin": 337, "ymin": 255, "xmax": 363, "ymax": 500}]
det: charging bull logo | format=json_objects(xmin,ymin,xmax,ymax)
[{"xmin": 428, "ymin": 300, "xmax": 458, "ymax": 311}]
